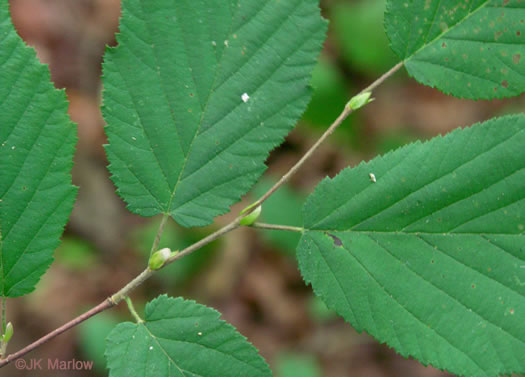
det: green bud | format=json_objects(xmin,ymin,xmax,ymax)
[
  {"xmin": 347, "ymin": 91, "xmax": 374, "ymax": 111},
  {"xmin": 3, "ymin": 322, "xmax": 13, "ymax": 344},
  {"xmin": 239, "ymin": 205, "xmax": 262, "ymax": 226},
  {"xmin": 148, "ymin": 248, "xmax": 171, "ymax": 270}
]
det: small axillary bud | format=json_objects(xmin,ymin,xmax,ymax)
[
  {"xmin": 148, "ymin": 248, "xmax": 172, "ymax": 270},
  {"xmin": 239, "ymin": 204, "xmax": 262, "ymax": 226},
  {"xmin": 347, "ymin": 91, "xmax": 374, "ymax": 111},
  {"xmin": 2, "ymin": 322, "xmax": 13, "ymax": 344}
]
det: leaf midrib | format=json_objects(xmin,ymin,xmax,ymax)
[
  {"xmin": 306, "ymin": 231, "xmax": 525, "ymax": 300},
  {"xmin": 403, "ymin": 0, "xmax": 490, "ymax": 62},
  {"xmin": 165, "ymin": 0, "xmax": 306, "ymax": 216},
  {"xmin": 370, "ymin": 233, "xmax": 525, "ymax": 348},
  {"xmin": 140, "ymin": 320, "xmax": 268, "ymax": 376},
  {"xmin": 306, "ymin": 229, "xmax": 524, "ymax": 236},
  {"xmin": 309, "ymin": 235, "xmax": 487, "ymax": 375},
  {"xmin": 308, "ymin": 124, "xmax": 524, "ymax": 230},
  {"xmin": 139, "ymin": 323, "xmax": 187, "ymax": 377},
  {"xmin": 309, "ymin": 231, "xmax": 524, "ymax": 374},
  {"xmin": 163, "ymin": 0, "xmax": 239, "ymax": 215}
]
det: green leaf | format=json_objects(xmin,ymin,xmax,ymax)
[
  {"xmin": 385, "ymin": 0, "xmax": 525, "ymax": 99},
  {"xmin": 103, "ymin": 0, "xmax": 327, "ymax": 227},
  {"xmin": 105, "ymin": 295, "xmax": 272, "ymax": 377},
  {"xmin": 297, "ymin": 115, "xmax": 525, "ymax": 377},
  {"xmin": 0, "ymin": 2, "xmax": 77, "ymax": 297}
]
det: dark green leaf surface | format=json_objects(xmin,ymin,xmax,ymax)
[
  {"xmin": 298, "ymin": 115, "xmax": 525, "ymax": 377},
  {"xmin": 103, "ymin": 0, "xmax": 327, "ymax": 227},
  {"xmin": 105, "ymin": 295, "xmax": 271, "ymax": 377},
  {"xmin": 0, "ymin": 2, "xmax": 77, "ymax": 297},
  {"xmin": 385, "ymin": 0, "xmax": 525, "ymax": 99}
]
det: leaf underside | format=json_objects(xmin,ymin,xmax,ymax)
[
  {"xmin": 105, "ymin": 295, "xmax": 272, "ymax": 377},
  {"xmin": 298, "ymin": 115, "xmax": 525, "ymax": 377},
  {"xmin": 0, "ymin": 2, "xmax": 77, "ymax": 297},
  {"xmin": 102, "ymin": 0, "xmax": 327, "ymax": 227},
  {"xmin": 385, "ymin": 0, "xmax": 525, "ymax": 99}
]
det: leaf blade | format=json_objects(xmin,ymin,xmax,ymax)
[
  {"xmin": 0, "ymin": 2, "xmax": 77, "ymax": 297},
  {"xmin": 103, "ymin": 0, "xmax": 327, "ymax": 227},
  {"xmin": 105, "ymin": 295, "xmax": 272, "ymax": 377},
  {"xmin": 385, "ymin": 0, "xmax": 525, "ymax": 99},
  {"xmin": 298, "ymin": 115, "xmax": 525, "ymax": 377}
]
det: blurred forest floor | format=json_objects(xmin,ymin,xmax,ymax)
[{"xmin": 4, "ymin": 0, "xmax": 523, "ymax": 376}]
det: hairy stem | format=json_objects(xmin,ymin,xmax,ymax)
[
  {"xmin": 250, "ymin": 223, "xmax": 304, "ymax": 233},
  {"xmin": 0, "ymin": 299, "xmax": 6, "ymax": 359},
  {"xmin": 166, "ymin": 218, "xmax": 241, "ymax": 264},
  {"xmin": 0, "ymin": 62, "xmax": 403, "ymax": 368},
  {"xmin": 125, "ymin": 297, "xmax": 144, "ymax": 323},
  {"xmin": 149, "ymin": 214, "xmax": 169, "ymax": 257},
  {"xmin": 110, "ymin": 268, "xmax": 154, "ymax": 305},
  {"xmin": 1, "ymin": 298, "xmax": 5, "ymax": 334}
]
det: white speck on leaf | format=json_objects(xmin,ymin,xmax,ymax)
[
  {"xmin": 224, "ymin": 40, "xmax": 229, "ymax": 47},
  {"xmin": 198, "ymin": 332, "xmax": 203, "ymax": 336},
  {"xmin": 132, "ymin": 137, "xmax": 137, "ymax": 141},
  {"xmin": 242, "ymin": 93, "xmax": 250, "ymax": 103},
  {"xmin": 149, "ymin": 346, "xmax": 153, "ymax": 350},
  {"xmin": 212, "ymin": 41, "xmax": 216, "ymax": 46},
  {"xmin": 369, "ymin": 173, "xmax": 376, "ymax": 183},
  {"xmin": 11, "ymin": 146, "xmax": 15, "ymax": 150}
]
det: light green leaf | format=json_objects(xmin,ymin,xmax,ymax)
[
  {"xmin": 105, "ymin": 295, "xmax": 271, "ymax": 377},
  {"xmin": 297, "ymin": 115, "xmax": 525, "ymax": 377},
  {"xmin": 385, "ymin": 0, "xmax": 525, "ymax": 99},
  {"xmin": 0, "ymin": 2, "xmax": 77, "ymax": 297},
  {"xmin": 103, "ymin": 0, "xmax": 327, "ymax": 227}
]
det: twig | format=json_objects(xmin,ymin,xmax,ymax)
[
  {"xmin": 166, "ymin": 218, "xmax": 241, "ymax": 264},
  {"xmin": 0, "ymin": 62, "xmax": 403, "ymax": 369},
  {"xmin": 110, "ymin": 268, "xmax": 154, "ymax": 305},
  {"xmin": 0, "ymin": 299, "xmax": 114, "ymax": 368},
  {"xmin": 251, "ymin": 62, "xmax": 404, "ymax": 209}
]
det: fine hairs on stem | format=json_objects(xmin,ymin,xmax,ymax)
[{"xmin": 0, "ymin": 62, "xmax": 403, "ymax": 368}]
